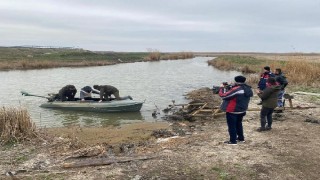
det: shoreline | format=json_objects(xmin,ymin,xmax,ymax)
[{"xmin": 1, "ymin": 88, "xmax": 319, "ymax": 179}]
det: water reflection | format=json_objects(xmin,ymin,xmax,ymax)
[{"xmin": 48, "ymin": 109, "xmax": 144, "ymax": 127}]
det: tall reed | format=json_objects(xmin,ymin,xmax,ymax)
[
  {"xmin": 146, "ymin": 49, "xmax": 161, "ymax": 61},
  {"xmin": 0, "ymin": 106, "xmax": 36, "ymax": 144},
  {"xmin": 208, "ymin": 55, "xmax": 320, "ymax": 88}
]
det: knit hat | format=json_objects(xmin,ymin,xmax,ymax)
[
  {"xmin": 234, "ymin": 75, "xmax": 246, "ymax": 83},
  {"xmin": 264, "ymin": 66, "xmax": 271, "ymax": 71}
]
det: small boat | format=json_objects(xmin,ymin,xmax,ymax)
[
  {"xmin": 21, "ymin": 91, "xmax": 143, "ymax": 112},
  {"xmin": 40, "ymin": 99, "xmax": 144, "ymax": 112}
]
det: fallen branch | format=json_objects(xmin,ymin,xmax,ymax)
[
  {"xmin": 62, "ymin": 155, "xmax": 156, "ymax": 168},
  {"xmin": 293, "ymin": 91, "xmax": 320, "ymax": 96}
]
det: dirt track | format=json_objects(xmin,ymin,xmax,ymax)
[{"xmin": 1, "ymin": 89, "xmax": 319, "ymax": 179}]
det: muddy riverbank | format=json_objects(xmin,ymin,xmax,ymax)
[{"xmin": 1, "ymin": 88, "xmax": 319, "ymax": 179}]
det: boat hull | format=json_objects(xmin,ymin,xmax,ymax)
[{"xmin": 40, "ymin": 100, "xmax": 143, "ymax": 112}]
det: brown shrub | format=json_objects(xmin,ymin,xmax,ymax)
[
  {"xmin": 147, "ymin": 48, "xmax": 161, "ymax": 61},
  {"xmin": 0, "ymin": 106, "xmax": 36, "ymax": 144},
  {"xmin": 241, "ymin": 65, "xmax": 256, "ymax": 74},
  {"xmin": 285, "ymin": 60, "xmax": 320, "ymax": 87}
]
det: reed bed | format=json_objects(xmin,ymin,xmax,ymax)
[
  {"xmin": 0, "ymin": 60, "xmax": 118, "ymax": 70},
  {"xmin": 208, "ymin": 55, "xmax": 320, "ymax": 88},
  {"xmin": 145, "ymin": 49, "xmax": 194, "ymax": 61},
  {"xmin": 0, "ymin": 106, "xmax": 36, "ymax": 144},
  {"xmin": 161, "ymin": 52, "xmax": 194, "ymax": 60},
  {"xmin": 146, "ymin": 49, "xmax": 161, "ymax": 61}
]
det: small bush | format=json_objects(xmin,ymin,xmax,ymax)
[
  {"xmin": 0, "ymin": 107, "xmax": 36, "ymax": 144},
  {"xmin": 147, "ymin": 48, "xmax": 161, "ymax": 61}
]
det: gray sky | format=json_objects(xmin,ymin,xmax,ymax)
[{"xmin": 1, "ymin": 0, "xmax": 320, "ymax": 52}]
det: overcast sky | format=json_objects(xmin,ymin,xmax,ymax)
[{"xmin": 1, "ymin": 0, "xmax": 320, "ymax": 52}]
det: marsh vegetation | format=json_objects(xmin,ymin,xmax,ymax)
[
  {"xmin": 0, "ymin": 106, "xmax": 36, "ymax": 144},
  {"xmin": 208, "ymin": 55, "xmax": 320, "ymax": 91},
  {"xmin": 0, "ymin": 47, "xmax": 194, "ymax": 70}
]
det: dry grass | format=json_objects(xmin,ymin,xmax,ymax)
[
  {"xmin": 146, "ymin": 48, "xmax": 161, "ymax": 61},
  {"xmin": 161, "ymin": 52, "xmax": 194, "ymax": 60},
  {"xmin": 284, "ymin": 60, "xmax": 320, "ymax": 87},
  {"xmin": 146, "ymin": 49, "xmax": 194, "ymax": 61},
  {"xmin": 208, "ymin": 55, "xmax": 320, "ymax": 88},
  {"xmin": 0, "ymin": 106, "xmax": 36, "ymax": 144},
  {"xmin": 0, "ymin": 60, "xmax": 117, "ymax": 70}
]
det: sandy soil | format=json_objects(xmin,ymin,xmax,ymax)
[{"xmin": 1, "ymin": 89, "xmax": 319, "ymax": 180}]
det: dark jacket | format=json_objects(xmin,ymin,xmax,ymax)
[
  {"xmin": 219, "ymin": 83, "xmax": 253, "ymax": 113},
  {"xmin": 257, "ymin": 85, "xmax": 281, "ymax": 108},
  {"xmin": 258, "ymin": 72, "xmax": 275, "ymax": 90},
  {"xmin": 58, "ymin": 85, "xmax": 77, "ymax": 101},
  {"xmin": 94, "ymin": 85, "xmax": 119, "ymax": 100},
  {"xmin": 275, "ymin": 73, "xmax": 288, "ymax": 90}
]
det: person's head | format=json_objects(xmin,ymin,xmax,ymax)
[
  {"xmin": 68, "ymin": 85, "xmax": 76, "ymax": 90},
  {"xmin": 82, "ymin": 86, "xmax": 92, "ymax": 93},
  {"xmin": 234, "ymin": 75, "xmax": 246, "ymax": 84},
  {"xmin": 275, "ymin": 68, "xmax": 282, "ymax": 75},
  {"xmin": 267, "ymin": 77, "xmax": 277, "ymax": 85},
  {"xmin": 93, "ymin": 85, "xmax": 100, "ymax": 90},
  {"xmin": 264, "ymin": 66, "xmax": 271, "ymax": 72}
]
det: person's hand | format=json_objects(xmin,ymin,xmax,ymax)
[
  {"xmin": 99, "ymin": 100, "xmax": 102, "ymax": 103},
  {"xmin": 256, "ymin": 89, "xmax": 261, "ymax": 94},
  {"xmin": 81, "ymin": 99, "xmax": 85, "ymax": 101}
]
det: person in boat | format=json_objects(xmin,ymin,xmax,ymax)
[
  {"xmin": 93, "ymin": 85, "xmax": 132, "ymax": 102},
  {"xmin": 58, "ymin": 85, "xmax": 77, "ymax": 101},
  {"xmin": 80, "ymin": 86, "xmax": 100, "ymax": 101}
]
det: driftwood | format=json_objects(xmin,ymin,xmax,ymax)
[
  {"xmin": 191, "ymin": 103, "xmax": 208, "ymax": 116},
  {"xmin": 183, "ymin": 92, "xmax": 318, "ymax": 117},
  {"xmin": 62, "ymin": 155, "xmax": 156, "ymax": 168},
  {"xmin": 191, "ymin": 106, "xmax": 317, "ymax": 117},
  {"xmin": 293, "ymin": 91, "xmax": 320, "ymax": 96}
]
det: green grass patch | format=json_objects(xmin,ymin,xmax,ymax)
[
  {"xmin": 15, "ymin": 154, "xmax": 29, "ymax": 163},
  {"xmin": 217, "ymin": 55, "xmax": 266, "ymax": 65},
  {"xmin": 0, "ymin": 47, "xmax": 148, "ymax": 62},
  {"xmin": 211, "ymin": 166, "xmax": 235, "ymax": 180}
]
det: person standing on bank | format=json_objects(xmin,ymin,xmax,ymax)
[
  {"xmin": 258, "ymin": 66, "xmax": 275, "ymax": 91},
  {"xmin": 93, "ymin": 85, "xmax": 132, "ymax": 102},
  {"xmin": 257, "ymin": 66, "xmax": 275, "ymax": 105},
  {"xmin": 219, "ymin": 75, "xmax": 253, "ymax": 145},
  {"xmin": 256, "ymin": 77, "xmax": 281, "ymax": 131},
  {"xmin": 274, "ymin": 68, "xmax": 288, "ymax": 107}
]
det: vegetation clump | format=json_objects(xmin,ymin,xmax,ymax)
[
  {"xmin": 208, "ymin": 55, "xmax": 320, "ymax": 89},
  {"xmin": 0, "ymin": 106, "xmax": 36, "ymax": 144}
]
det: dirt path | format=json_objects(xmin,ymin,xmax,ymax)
[{"xmin": 1, "ymin": 91, "xmax": 319, "ymax": 179}]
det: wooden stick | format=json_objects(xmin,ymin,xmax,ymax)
[
  {"xmin": 191, "ymin": 103, "xmax": 208, "ymax": 116},
  {"xmin": 62, "ymin": 156, "xmax": 156, "ymax": 168},
  {"xmin": 293, "ymin": 91, "xmax": 320, "ymax": 96}
]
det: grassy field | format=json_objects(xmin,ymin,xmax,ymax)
[
  {"xmin": 0, "ymin": 47, "xmax": 194, "ymax": 70},
  {"xmin": 0, "ymin": 47, "xmax": 149, "ymax": 62},
  {"xmin": 0, "ymin": 47, "xmax": 150, "ymax": 70},
  {"xmin": 208, "ymin": 55, "xmax": 320, "ymax": 92}
]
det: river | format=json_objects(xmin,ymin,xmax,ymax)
[{"xmin": 0, "ymin": 57, "xmax": 240, "ymax": 127}]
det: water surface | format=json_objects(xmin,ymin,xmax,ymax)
[{"xmin": 0, "ymin": 57, "xmax": 240, "ymax": 127}]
